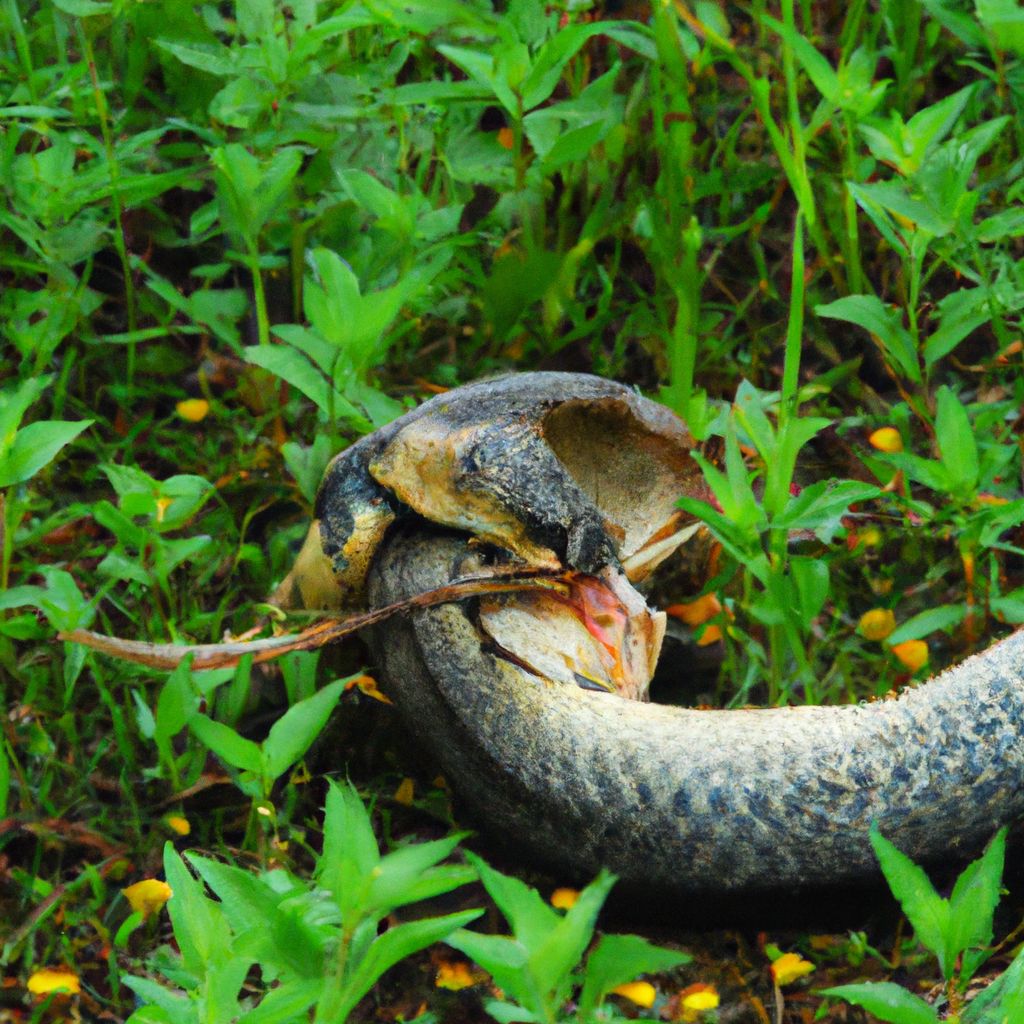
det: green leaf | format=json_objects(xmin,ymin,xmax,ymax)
[
  {"xmin": 446, "ymin": 930, "xmax": 532, "ymax": 1003},
  {"xmin": 186, "ymin": 855, "xmax": 327, "ymax": 982},
  {"xmin": 436, "ymin": 45, "xmax": 505, "ymax": 109},
  {"xmin": 53, "ymin": 0, "xmax": 111, "ymax": 14},
  {"xmin": 775, "ymin": 480, "xmax": 880, "ymax": 542},
  {"xmin": 0, "ymin": 419, "xmax": 92, "ymax": 488},
  {"xmin": 762, "ymin": 14, "xmax": 840, "ymax": 102},
  {"xmin": 329, "ymin": 910, "xmax": 482, "ymax": 1022},
  {"xmin": 245, "ymin": 344, "xmax": 346, "ymax": 421},
  {"xmin": 887, "ymin": 605, "xmax": 965, "ymax": 645},
  {"xmin": 316, "ymin": 781, "xmax": 380, "ymax": 917},
  {"xmin": 467, "ymin": 852, "xmax": 560, "ymax": 950},
  {"xmin": 870, "ymin": 828, "xmax": 952, "ymax": 976},
  {"xmin": 155, "ymin": 39, "xmax": 237, "ymax": 77},
  {"xmin": 188, "ymin": 715, "xmax": 262, "ymax": 775},
  {"xmin": 186, "ymin": 854, "xmax": 282, "ymax": 937},
  {"xmin": 789, "ymin": 555, "xmax": 830, "ymax": 629},
  {"xmin": 934, "ymin": 386, "xmax": 979, "ymax": 494},
  {"xmin": 262, "ymin": 679, "xmax": 345, "ymax": 781},
  {"xmin": 946, "ymin": 828, "xmax": 1006, "ymax": 976},
  {"xmin": 529, "ymin": 869, "xmax": 617, "ymax": 1006},
  {"xmin": 540, "ymin": 120, "xmax": 606, "ymax": 171},
  {"xmin": 239, "ymin": 979, "xmax": 322, "ymax": 1024},
  {"xmin": 821, "ymin": 982, "xmax": 939, "ymax": 1024},
  {"xmin": 0, "ymin": 737, "xmax": 9, "ymax": 818},
  {"xmin": 578, "ymin": 933, "xmax": 690, "ymax": 1017},
  {"xmin": 924, "ymin": 288, "xmax": 991, "ymax": 367},
  {"xmin": 155, "ymin": 657, "xmax": 199, "ymax": 747},
  {"xmin": 816, "ymin": 295, "xmax": 920, "ymax": 382},
  {"xmin": 163, "ymin": 842, "xmax": 232, "ymax": 976},
  {"xmin": 482, "ymin": 1000, "xmax": 541, "ymax": 1023},
  {"xmin": 368, "ymin": 835, "xmax": 469, "ymax": 913},
  {"xmin": 882, "ymin": 452, "xmax": 952, "ymax": 492},
  {"xmin": 123, "ymin": 987, "xmax": 187, "ymax": 1024},
  {"xmin": 211, "ymin": 145, "xmax": 302, "ymax": 242},
  {"xmin": 962, "ymin": 937, "xmax": 1024, "ymax": 1022},
  {"xmin": 0, "ymin": 376, "xmax": 49, "ymax": 454}
]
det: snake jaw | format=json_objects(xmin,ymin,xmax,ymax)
[{"xmin": 477, "ymin": 567, "xmax": 664, "ymax": 702}]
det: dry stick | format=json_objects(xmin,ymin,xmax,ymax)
[{"xmin": 59, "ymin": 570, "xmax": 566, "ymax": 671}]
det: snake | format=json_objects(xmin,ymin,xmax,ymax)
[{"xmin": 268, "ymin": 371, "xmax": 1024, "ymax": 894}]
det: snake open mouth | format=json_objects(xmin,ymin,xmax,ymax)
[{"xmin": 477, "ymin": 566, "xmax": 666, "ymax": 703}]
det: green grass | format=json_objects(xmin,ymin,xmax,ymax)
[{"xmin": 3, "ymin": 0, "xmax": 1024, "ymax": 1020}]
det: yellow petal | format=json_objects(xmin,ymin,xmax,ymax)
[
  {"xmin": 550, "ymin": 887, "xmax": 579, "ymax": 910},
  {"xmin": 977, "ymin": 492, "xmax": 1009, "ymax": 506},
  {"xmin": 176, "ymin": 398, "xmax": 210, "ymax": 423},
  {"xmin": 868, "ymin": 427, "xmax": 903, "ymax": 453},
  {"xmin": 27, "ymin": 968, "xmax": 81, "ymax": 996},
  {"xmin": 696, "ymin": 623, "xmax": 723, "ymax": 647},
  {"xmin": 435, "ymin": 960, "xmax": 477, "ymax": 991},
  {"xmin": 859, "ymin": 608, "xmax": 896, "ymax": 641},
  {"xmin": 124, "ymin": 878, "xmax": 173, "ymax": 919},
  {"xmin": 666, "ymin": 593, "xmax": 722, "ymax": 627},
  {"xmin": 891, "ymin": 639, "xmax": 929, "ymax": 672},
  {"xmin": 771, "ymin": 951, "xmax": 815, "ymax": 986},
  {"xmin": 164, "ymin": 815, "xmax": 191, "ymax": 836},
  {"xmin": 345, "ymin": 674, "xmax": 393, "ymax": 705},
  {"xmin": 613, "ymin": 981, "xmax": 657, "ymax": 1007},
  {"xmin": 679, "ymin": 983, "xmax": 720, "ymax": 1017},
  {"xmin": 394, "ymin": 777, "xmax": 415, "ymax": 806}
]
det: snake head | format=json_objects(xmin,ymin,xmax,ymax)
[{"xmin": 478, "ymin": 566, "xmax": 666, "ymax": 702}]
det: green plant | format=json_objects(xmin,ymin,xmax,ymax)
[
  {"xmin": 89, "ymin": 464, "xmax": 216, "ymax": 625},
  {"xmin": 823, "ymin": 826, "xmax": 1024, "ymax": 1023},
  {"xmin": 185, "ymin": 667, "xmax": 350, "ymax": 840},
  {"xmin": 246, "ymin": 246, "xmax": 436, "ymax": 436},
  {"xmin": 678, "ymin": 382, "xmax": 880, "ymax": 703},
  {"xmin": 0, "ymin": 376, "xmax": 92, "ymax": 594},
  {"xmin": 124, "ymin": 781, "xmax": 480, "ymax": 1024},
  {"xmin": 859, "ymin": 387, "xmax": 1024, "ymax": 646},
  {"xmin": 447, "ymin": 856, "xmax": 689, "ymax": 1023}
]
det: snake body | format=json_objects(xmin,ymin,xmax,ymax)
[
  {"xmin": 283, "ymin": 371, "xmax": 1024, "ymax": 893},
  {"xmin": 368, "ymin": 529, "xmax": 1024, "ymax": 894}
]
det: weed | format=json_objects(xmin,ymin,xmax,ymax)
[{"xmin": 823, "ymin": 827, "xmax": 1024, "ymax": 1023}]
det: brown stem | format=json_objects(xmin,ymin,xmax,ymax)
[{"xmin": 59, "ymin": 570, "xmax": 566, "ymax": 671}]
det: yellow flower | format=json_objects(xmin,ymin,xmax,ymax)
[
  {"xmin": 176, "ymin": 398, "xmax": 210, "ymax": 422},
  {"xmin": 154, "ymin": 495, "xmax": 173, "ymax": 524},
  {"xmin": 977, "ymin": 493, "xmax": 1009, "ymax": 507},
  {"xmin": 771, "ymin": 952, "xmax": 815, "ymax": 986},
  {"xmin": 27, "ymin": 968, "xmax": 81, "ymax": 996},
  {"xmin": 394, "ymin": 777, "xmax": 414, "ymax": 806},
  {"xmin": 666, "ymin": 594, "xmax": 722, "ymax": 627},
  {"xmin": 344, "ymin": 673, "xmax": 393, "ymax": 705},
  {"xmin": 550, "ymin": 887, "xmax": 579, "ymax": 910},
  {"xmin": 164, "ymin": 814, "xmax": 191, "ymax": 836},
  {"xmin": 848, "ymin": 526, "xmax": 883, "ymax": 551},
  {"xmin": 891, "ymin": 639, "xmax": 929, "ymax": 672},
  {"xmin": 869, "ymin": 427, "xmax": 903, "ymax": 453},
  {"xmin": 859, "ymin": 608, "xmax": 896, "ymax": 641},
  {"xmin": 696, "ymin": 623, "xmax": 723, "ymax": 647},
  {"xmin": 435, "ymin": 960, "xmax": 477, "ymax": 991},
  {"xmin": 124, "ymin": 878, "xmax": 173, "ymax": 919},
  {"xmin": 678, "ymin": 983, "xmax": 719, "ymax": 1020},
  {"xmin": 613, "ymin": 981, "xmax": 656, "ymax": 1007}
]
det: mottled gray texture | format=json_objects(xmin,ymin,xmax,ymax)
[{"xmin": 369, "ymin": 529, "xmax": 1024, "ymax": 895}]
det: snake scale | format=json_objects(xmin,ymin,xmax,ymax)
[{"xmin": 287, "ymin": 372, "xmax": 1024, "ymax": 894}]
